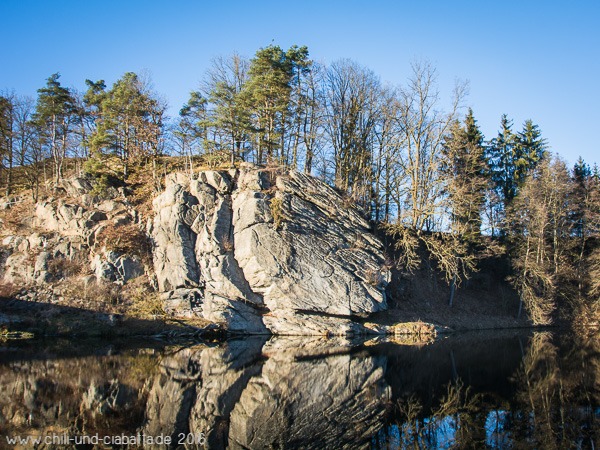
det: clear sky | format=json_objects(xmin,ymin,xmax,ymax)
[{"xmin": 1, "ymin": 0, "xmax": 598, "ymax": 166}]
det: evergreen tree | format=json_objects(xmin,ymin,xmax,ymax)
[
  {"xmin": 283, "ymin": 45, "xmax": 312, "ymax": 167},
  {"xmin": 572, "ymin": 156, "xmax": 592, "ymax": 238},
  {"xmin": 86, "ymin": 72, "xmax": 165, "ymax": 178},
  {"xmin": 176, "ymin": 90, "xmax": 207, "ymax": 173},
  {"xmin": 244, "ymin": 45, "xmax": 294, "ymax": 164},
  {"xmin": 487, "ymin": 114, "xmax": 518, "ymax": 205},
  {"xmin": 515, "ymin": 119, "xmax": 547, "ymax": 185},
  {"xmin": 486, "ymin": 116, "xmax": 547, "ymax": 235},
  {"xmin": 33, "ymin": 73, "xmax": 76, "ymax": 185}
]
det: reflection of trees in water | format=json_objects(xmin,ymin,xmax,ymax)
[
  {"xmin": 2, "ymin": 333, "xmax": 598, "ymax": 449},
  {"xmin": 389, "ymin": 379, "xmax": 484, "ymax": 449},
  {"xmin": 506, "ymin": 332, "xmax": 599, "ymax": 449},
  {"xmin": 0, "ymin": 348, "xmax": 162, "ymax": 440},
  {"xmin": 376, "ymin": 332, "xmax": 599, "ymax": 449}
]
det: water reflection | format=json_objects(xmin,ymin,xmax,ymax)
[
  {"xmin": 376, "ymin": 331, "xmax": 600, "ymax": 449},
  {"xmin": 0, "ymin": 332, "xmax": 598, "ymax": 449}
]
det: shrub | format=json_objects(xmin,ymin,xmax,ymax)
[
  {"xmin": 96, "ymin": 223, "xmax": 152, "ymax": 265},
  {"xmin": 47, "ymin": 252, "xmax": 89, "ymax": 279},
  {"xmin": 270, "ymin": 197, "xmax": 284, "ymax": 231},
  {"xmin": 121, "ymin": 277, "xmax": 164, "ymax": 318}
]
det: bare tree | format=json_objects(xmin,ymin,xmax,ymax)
[
  {"xmin": 395, "ymin": 61, "xmax": 467, "ymax": 231},
  {"xmin": 324, "ymin": 59, "xmax": 381, "ymax": 207},
  {"xmin": 202, "ymin": 53, "xmax": 252, "ymax": 165},
  {"xmin": 507, "ymin": 156, "xmax": 572, "ymax": 324},
  {"xmin": 0, "ymin": 92, "xmax": 15, "ymax": 195},
  {"xmin": 373, "ymin": 84, "xmax": 403, "ymax": 222}
]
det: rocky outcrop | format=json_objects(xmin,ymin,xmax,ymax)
[
  {"xmin": 150, "ymin": 167, "xmax": 390, "ymax": 335},
  {"xmin": 0, "ymin": 178, "xmax": 143, "ymax": 288},
  {"xmin": 1, "ymin": 169, "xmax": 390, "ymax": 335}
]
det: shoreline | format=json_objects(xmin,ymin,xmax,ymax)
[{"xmin": 0, "ymin": 294, "xmax": 553, "ymax": 343}]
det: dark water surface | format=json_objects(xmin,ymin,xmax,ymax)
[{"xmin": 0, "ymin": 331, "xmax": 598, "ymax": 449}]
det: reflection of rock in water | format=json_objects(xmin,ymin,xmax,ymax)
[
  {"xmin": 0, "ymin": 347, "xmax": 155, "ymax": 439},
  {"xmin": 142, "ymin": 336, "xmax": 391, "ymax": 449},
  {"xmin": 143, "ymin": 337, "xmax": 266, "ymax": 448},
  {"xmin": 229, "ymin": 338, "xmax": 391, "ymax": 449}
]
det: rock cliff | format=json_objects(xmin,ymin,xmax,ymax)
[
  {"xmin": 0, "ymin": 166, "xmax": 390, "ymax": 335},
  {"xmin": 150, "ymin": 166, "xmax": 389, "ymax": 335}
]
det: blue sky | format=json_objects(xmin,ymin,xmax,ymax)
[{"xmin": 1, "ymin": 0, "xmax": 598, "ymax": 166}]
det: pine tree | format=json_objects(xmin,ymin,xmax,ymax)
[
  {"xmin": 86, "ymin": 72, "xmax": 165, "ymax": 179},
  {"xmin": 176, "ymin": 91, "xmax": 207, "ymax": 173},
  {"xmin": 244, "ymin": 45, "xmax": 294, "ymax": 164},
  {"xmin": 33, "ymin": 73, "xmax": 76, "ymax": 185}
]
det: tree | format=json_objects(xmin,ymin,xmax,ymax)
[
  {"xmin": 299, "ymin": 62, "xmax": 325, "ymax": 175},
  {"xmin": 244, "ymin": 45, "xmax": 293, "ymax": 164},
  {"xmin": 0, "ymin": 94, "xmax": 15, "ymax": 195},
  {"xmin": 33, "ymin": 73, "xmax": 76, "ymax": 185},
  {"xmin": 324, "ymin": 59, "xmax": 381, "ymax": 207},
  {"xmin": 87, "ymin": 72, "xmax": 166, "ymax": 178},
  {"xmin": 202, "ymin": 53, "xmax": 252, "ymax": 165},
  {"xmin": 283, "ymin": 45, "xmax": 313, "ymax": 168},
  {"xmin": 14, "ymin": 96, "xmax": 43, "ymax": 200},
  {"xmin": 372, "ymin": 85, "xmax": 402, "ymax": 222},
  {"xmin": 507, "ymin": 156, "xmax": 572, "ymax": 324},
  {"xmin": 487, "ymin": 116, "xmax": 547, "ymax": 224},
  {"xmin": 441, "ymin": 108, "xmax": 487, "ymax": 243},
  {"xmin": 395, "ymin": 61, "xmax": 466, "ymax": 231},
  {"xmin": 175, "ymin": 90, "xmax": 207, "ymax": 174}
]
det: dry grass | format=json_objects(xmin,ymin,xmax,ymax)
[
  {"xmin": 0, "ymin": 197, "xmax": 35, "ymax": 236},
  {"xmin": 269, "ymin": 196, "xmax": 284, "ymax": 231},
  {"xmin": 47, "ymin": 252, "xmax": 90, "ymax": 279},
  {"xmin": 391, "ymin": 320, "xmax": 437, "ymax": 337},
  {"xmin": 95, "ymin": 222, "xmax": 152, "ymax": 264},
  {"xmin": 121, "ymin": 277, "xmax": 165, "ymax": 319}
]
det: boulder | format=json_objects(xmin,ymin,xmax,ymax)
[
  {"xmin": 92, "ymin": 250, "xmax": 144, "ymax": 284},
  {"xmin": 151, "ymin": 168, "xmax": 389, "ymax": 335}
]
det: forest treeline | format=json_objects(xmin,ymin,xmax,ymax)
[{"xmin": 1, "ymin": 44, "xmax": 599, "ymax": 327}]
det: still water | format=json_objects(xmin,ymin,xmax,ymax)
[{"xmin": 0, "ymin": 331, "xmax": 598, "ymax": 449}]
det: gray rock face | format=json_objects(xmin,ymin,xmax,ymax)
[
  {"xmin": 91, "ymin": 250, "xmax": 144, "ymax": 284},
  {"xmin": 151, "ymin": 168, "xmax": 389, "ymax": 335}
]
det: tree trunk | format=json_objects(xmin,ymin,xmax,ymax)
[{"xmin": 449, "ymin": 275, "xmax": 457, "ymax": 307}]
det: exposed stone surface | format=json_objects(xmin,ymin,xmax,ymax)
[
  {"xmin": 151, "ymin": 167, "xmax": 389, "ymax": 335},
  {"xmin": 91, "ymin": 250, "xmax": 144, "ymax": 284},
  {"xmin": 0, "ymin": 176, "xmax": 144, "ymax": 293},
  {"xmin": 1, "ymin": 169, "xmax": 389, "ymax": 335}
]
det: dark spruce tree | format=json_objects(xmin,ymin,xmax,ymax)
[{"xmin": 485, "ymin": 115, "xmax": 547, "ymax": 236}]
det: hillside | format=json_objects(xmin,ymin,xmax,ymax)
[{"xmin": 0, "ymin": 163, "xmax": 530, "ymax": 336}]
